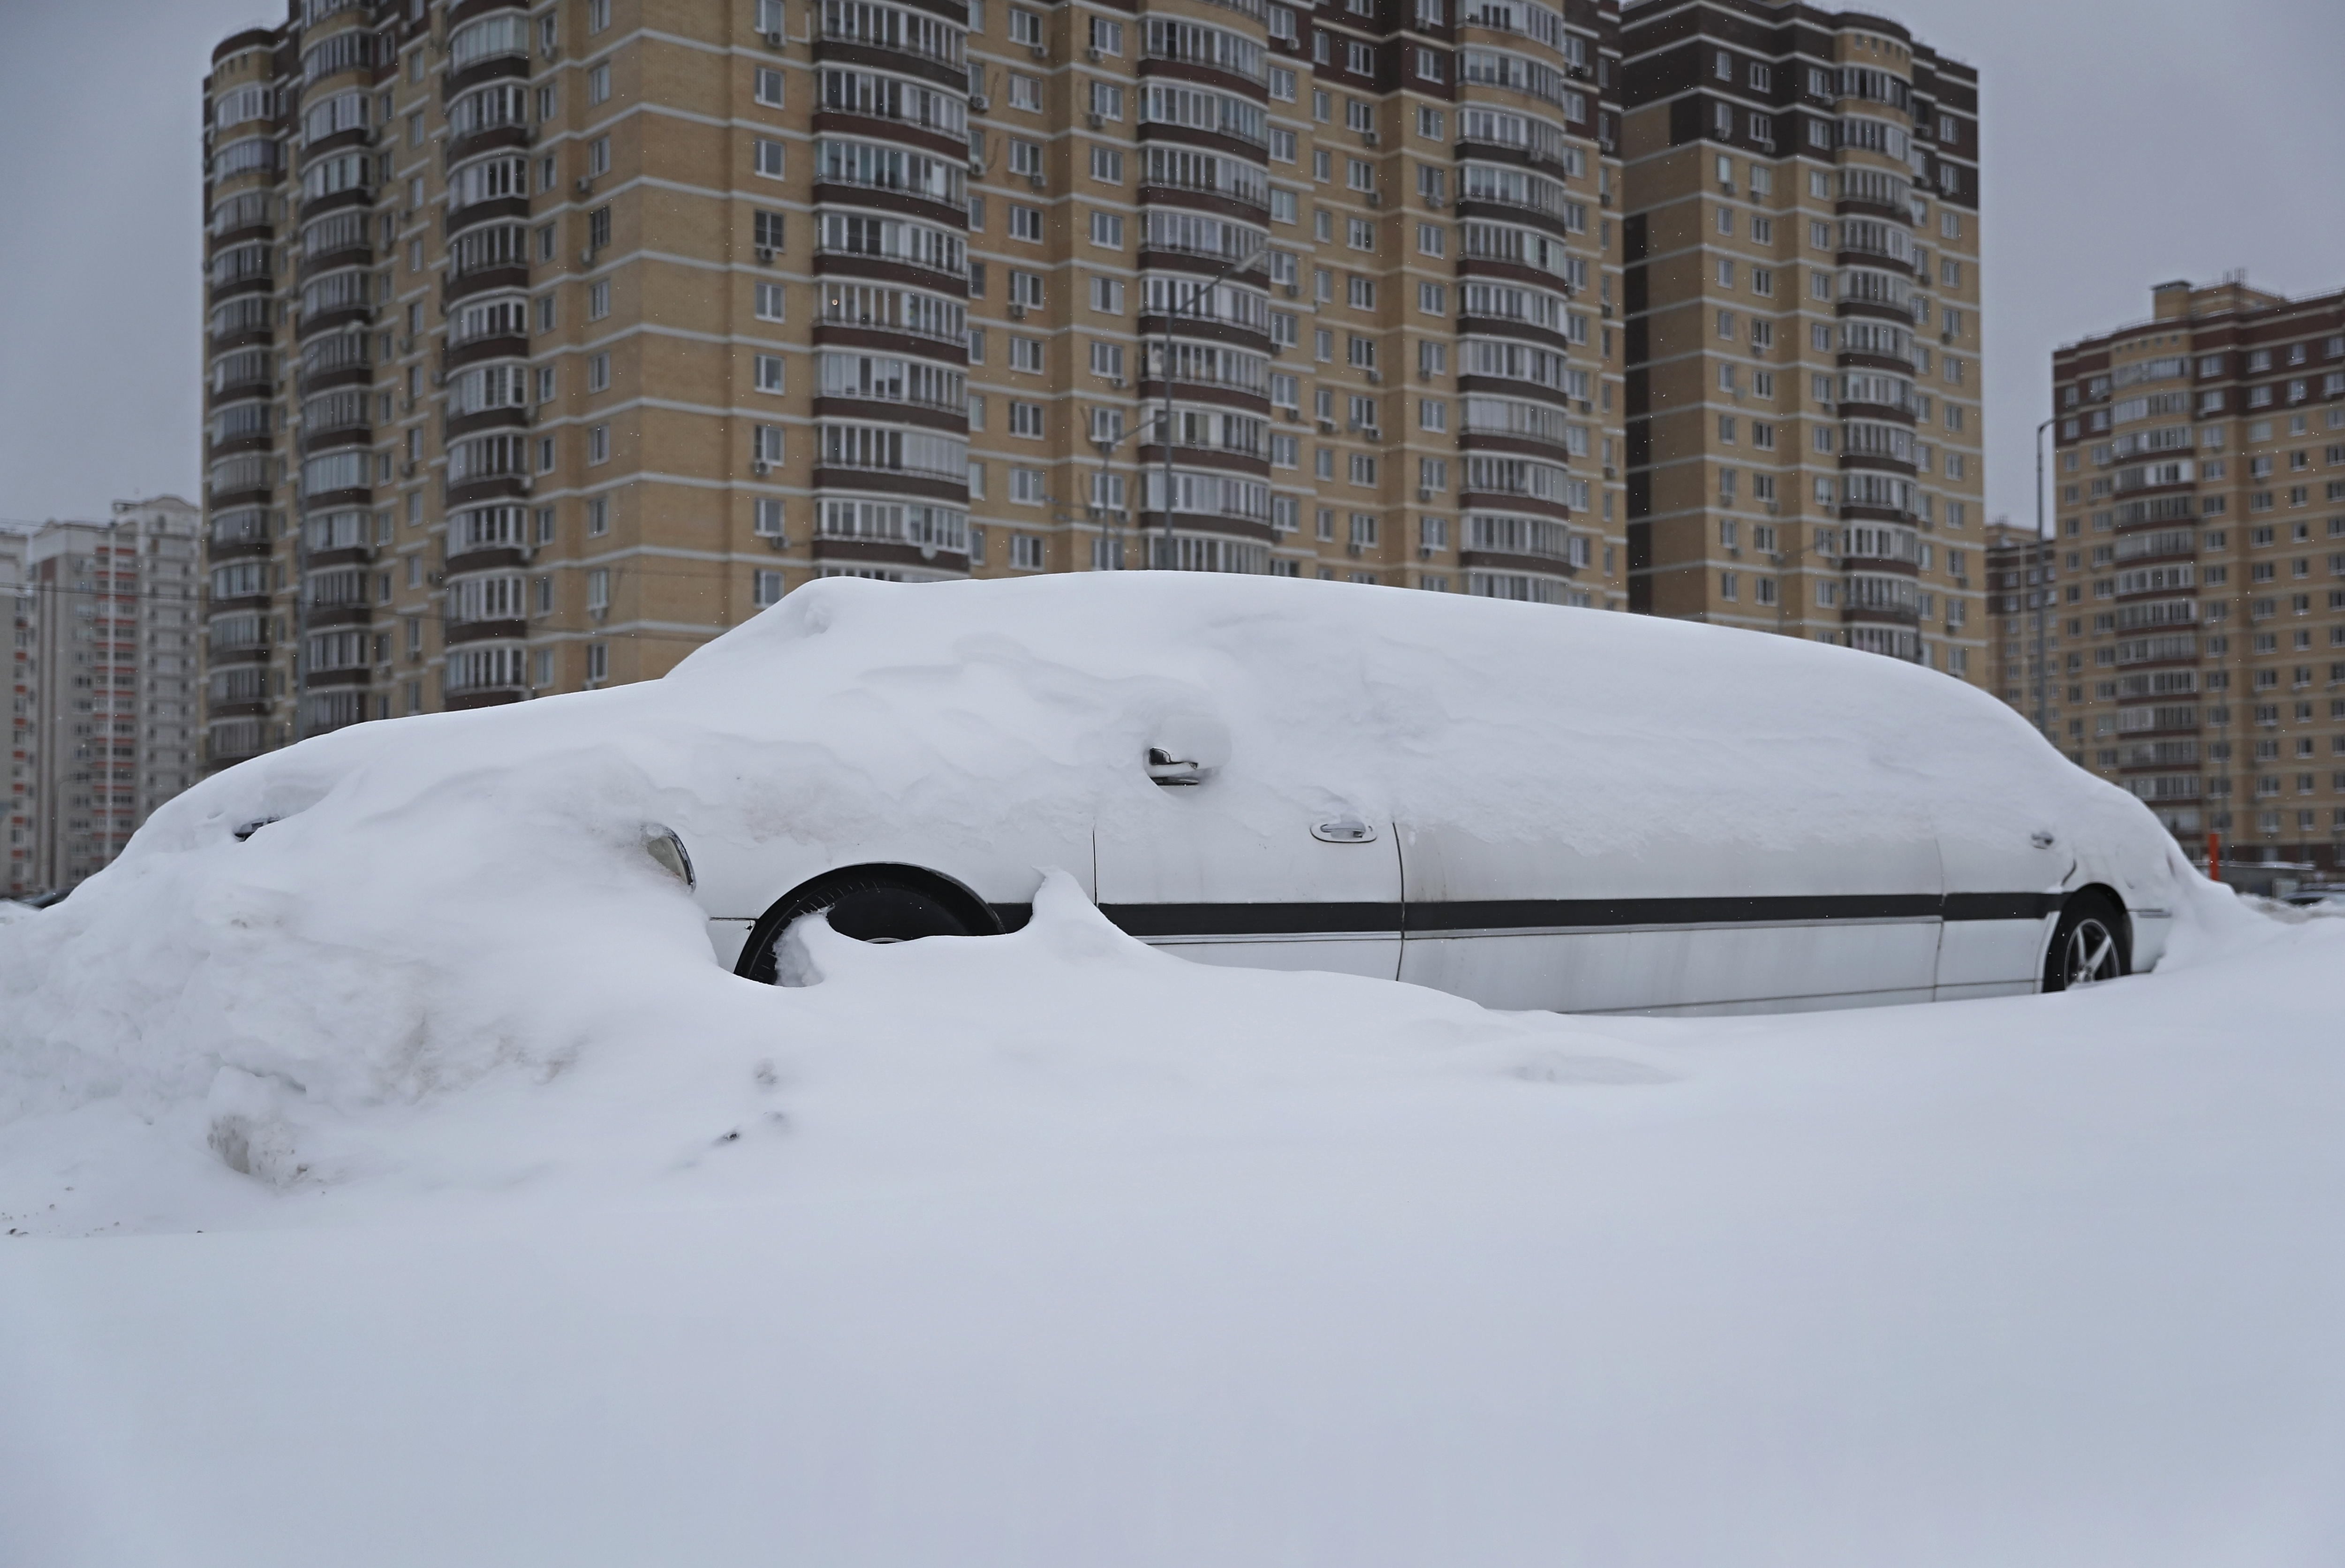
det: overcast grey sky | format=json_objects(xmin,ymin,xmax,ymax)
[{"xmin": 1, "ymin": 0, "xmax": 2341, "ymax": 530}]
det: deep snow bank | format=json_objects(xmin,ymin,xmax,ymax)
[{"xmin": 0, "ymin": 575, "xmax": 2267, "ymax": 1231}]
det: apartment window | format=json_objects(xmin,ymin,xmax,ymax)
[
  {"xmin": 588, "ymin": 352, "xmax": 610, "ymax": 392},
  {"xmin": 587, "ymin": 424, "xmax": 610, "ymax": 464},
  {"xmin": 1348, "ymin": 218, "xmax": 1374, "ymax": 250},
  {"xmin": 587, "ymin": 496, "xmax": 610, "ymax": 535},
  {"xmin": 752, "ymin": 569, "xmax": 784, "ymax": 608},
  {"xmin": 1009, "ymin": 401, "xmax": 1044, "ymax": 435},
  {"xmin": 589, "ymin": 279, "xmax": 610, "ymax": 318},
  {"xmin": 588, "ymin": 136, "xmax": 611, "ymax": 178},
  {"xmin": 1089, "ymin": 16, "xmax": 1124, "ymax": 53},
  {"xmin": 1010, "ymin": 534, "xmax": 1045, "ymax": 570},
  {"xmin": 588, "ymin": 63, "xmax": 611, "ymax": 104},
  {"xmin": 1008, "ymin": 7, "xmax": 1041, "ymax": 44},
  {"xmin": 1349, "ymin": 453, "xmax": 1377, "ymax": 485},
  {"xmin": 1010, "ymin": 337, "xmax": 1044, "ymax": 372},
  {"xmin": 753, "ymin": 425, "xmax": 783, "ymax": 463},
  {"xmin": 586, "ymin": 643, "xmax": 608, "ymax": 684},
  {"xmin": 1009, "ymin": 74, "xmax": 1041, "ymax": 111},
  {"xmin": 1010, "ymin": 469, "xmax": 1046, "ymax": 503},
  {"xmin": 755, "ymin": 281, "xmax": 786, "ymax": 321},
  {"xmin": 1090, "ymin": 276, "xmax": 1123, "ymax": 313},
  {"xmin": 754, "ymin": 211, "xmax": 785, "ymax": 252},
  {"xmin": 756, "ymin": 68, "xmax": 784, "ymax": 107},
  {"xmin": 1418, "ymin": 281, "xmax": 1446, "ymax": 315},
  {"xmin": 1009, "ymin": 205, "xmax": 1042, "ymax": 241},
  {"xmin": 589, "ymin": 205, "xmax": 611, "ymax": 250},
  {"xmin": 1089, "ymin": 211, "xmax": 1125, "ymax": 250},
  {"xmin": 755, "ymin": 354, "xmax": 784, "ymax": 393},
  {"xmin": 1090, "ymin": 147, "xmax": 1123, "ymax": 183},
  {"xmin": 756, "ymin": 139, "xmax": 785, "ymax": 178},
  {"xmin": 1089, "ymin": 341, "xmax": 1124, "ymax": 379}
]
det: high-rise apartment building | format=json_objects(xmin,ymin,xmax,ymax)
[
  {"xmin": 202, "ymin": 0, "xmax": 1632, "ymax": 772},
  {"xmin": 1981, "ymin": 514, "xmax": 2057, "ymax": 736},
  {"xmin": 2048, "ymin": 275, "xmax": 2345, "ymax": 879},
  {"xmin": 1618, "ymin": 0, "xmax": 1983, "ymax": 678},
  {"xmin": 3, "ymin": 498, "xmax": 204, "ymax": 897}
]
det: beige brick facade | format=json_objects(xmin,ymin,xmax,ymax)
[
  {"xmin": 1619, "ymin": 0, "xmax": 1984, "ymax": 679},
  {"xmin": 2048, "ymin": 276, "xmax": 2345, "ymax": 884},
  {"xmin": 201, "ymin": 0, "xmax": 1982, "ymax": 770}
]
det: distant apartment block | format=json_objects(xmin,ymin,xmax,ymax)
[
  {"xmin": 4, "ymin": 498, "xmax": 204, "ymax": 897},
  {"xmin": 1619, "ymin": 0, "xmax": 1985, "ymax": 679},
  {"xmin": 1982, "ymin": 515, "xmax": 2056, "ymax": 736},
  {"xmin": 200, "ymin": 0, "xmax": 1634, "ymax": 772},
  {"xmin": 199, "ymin": 0, "xmax": 1986, "ymax": 777},
  {"xmin": 2049, "ymin": 275, "xmax": 2345, "ymax": 875}
]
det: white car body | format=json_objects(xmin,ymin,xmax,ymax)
[{"xmin": 672, "ymin": 576, "xmax": 2184, "ymax": 1016}]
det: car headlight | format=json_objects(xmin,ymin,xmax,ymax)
[{"xmin": 643, "ymin": 825, "xmax": 695, "ymax": 889}]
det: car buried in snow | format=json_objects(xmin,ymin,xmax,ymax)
[{"xmin": 640, "ymin": 576, "xmax": 2184, "ymax": 1017}]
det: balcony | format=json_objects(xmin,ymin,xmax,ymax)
[
  {"xmin": 1465, "ymin": 512, "xmax": 1576, "ymax": 565},
  {"xmin": 816, "ymin": 12, "xmax": 966, "ymax": 83},
  {"xmin": 1139, "ymin": 167, "xmax": 1271, "ymax": 214}
]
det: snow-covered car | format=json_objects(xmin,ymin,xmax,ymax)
[{"xmin": 638, "ymin": 576, "xmax": 2184, "ymax": 1016}]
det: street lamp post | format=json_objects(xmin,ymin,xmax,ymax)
[
  {"xmin": 1139, "ymin": 237, "xmax": 1272, "ymax": 568},
  {"xmin": 2033, "ymin": 414, "xmax": 2057, "ymax": 742}
]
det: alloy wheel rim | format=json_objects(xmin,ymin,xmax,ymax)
[{"xmin": 2064, "ymin": 919, "xmax": 2119, "ymax": 987}]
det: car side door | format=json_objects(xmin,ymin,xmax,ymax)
[
  {"xmin": 1397, "ymin": 803, "xmax": 1946, "ymax": 1016},
  {"xmin": 1091, "ymin": 732, "xmax": 1401, "ymax": 982}
]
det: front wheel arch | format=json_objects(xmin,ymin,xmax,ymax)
[
  {"xmin": 2042, "ymin": 885, "xmax": 2132, "ymax": 993},
  {"xmin": 734, "ymin": 863, "xmax": 1002, "ymax": 983}
]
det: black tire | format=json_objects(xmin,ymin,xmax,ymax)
[
  {"xmin": 738, "ymin": 869, "xmax": 989, "ymax": 984},
  {"xmin": 2042, "ymin": 892, "xmax": 2130, "ymax": 993}
]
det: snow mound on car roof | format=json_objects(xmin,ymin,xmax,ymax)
[{"xmin": 0, "ymin": 575, "xmax": 2250, "ymax": 1227}]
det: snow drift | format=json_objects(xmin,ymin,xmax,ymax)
[{"xmin": 0, "ymin": 575, "xmax": 2252, "ymax": 1225}]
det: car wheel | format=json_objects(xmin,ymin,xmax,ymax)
[
  {"xmin": 2042, "ymin": 893, "xmax": 2129, "ymax": 992},
  {"xmin": 741, "ymin": 869, "xmax": 988, "ymax": 984}
]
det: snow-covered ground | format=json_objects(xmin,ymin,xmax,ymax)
[{"xmin": 2, "ymin": 579, "xmax": 2340, "ymax": 1565}]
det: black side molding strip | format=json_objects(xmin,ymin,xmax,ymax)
[
  {"xmin": 1942, "ymin": 892, "xmax": 2067, "ymax": 922},
  {"xmin": 1100, "ymin": 901, "xmax": 1404, "ymax": 938},
  {"xmin": 1085, "ymin": 891, "xmax": 2072, "ymax": 941}
]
